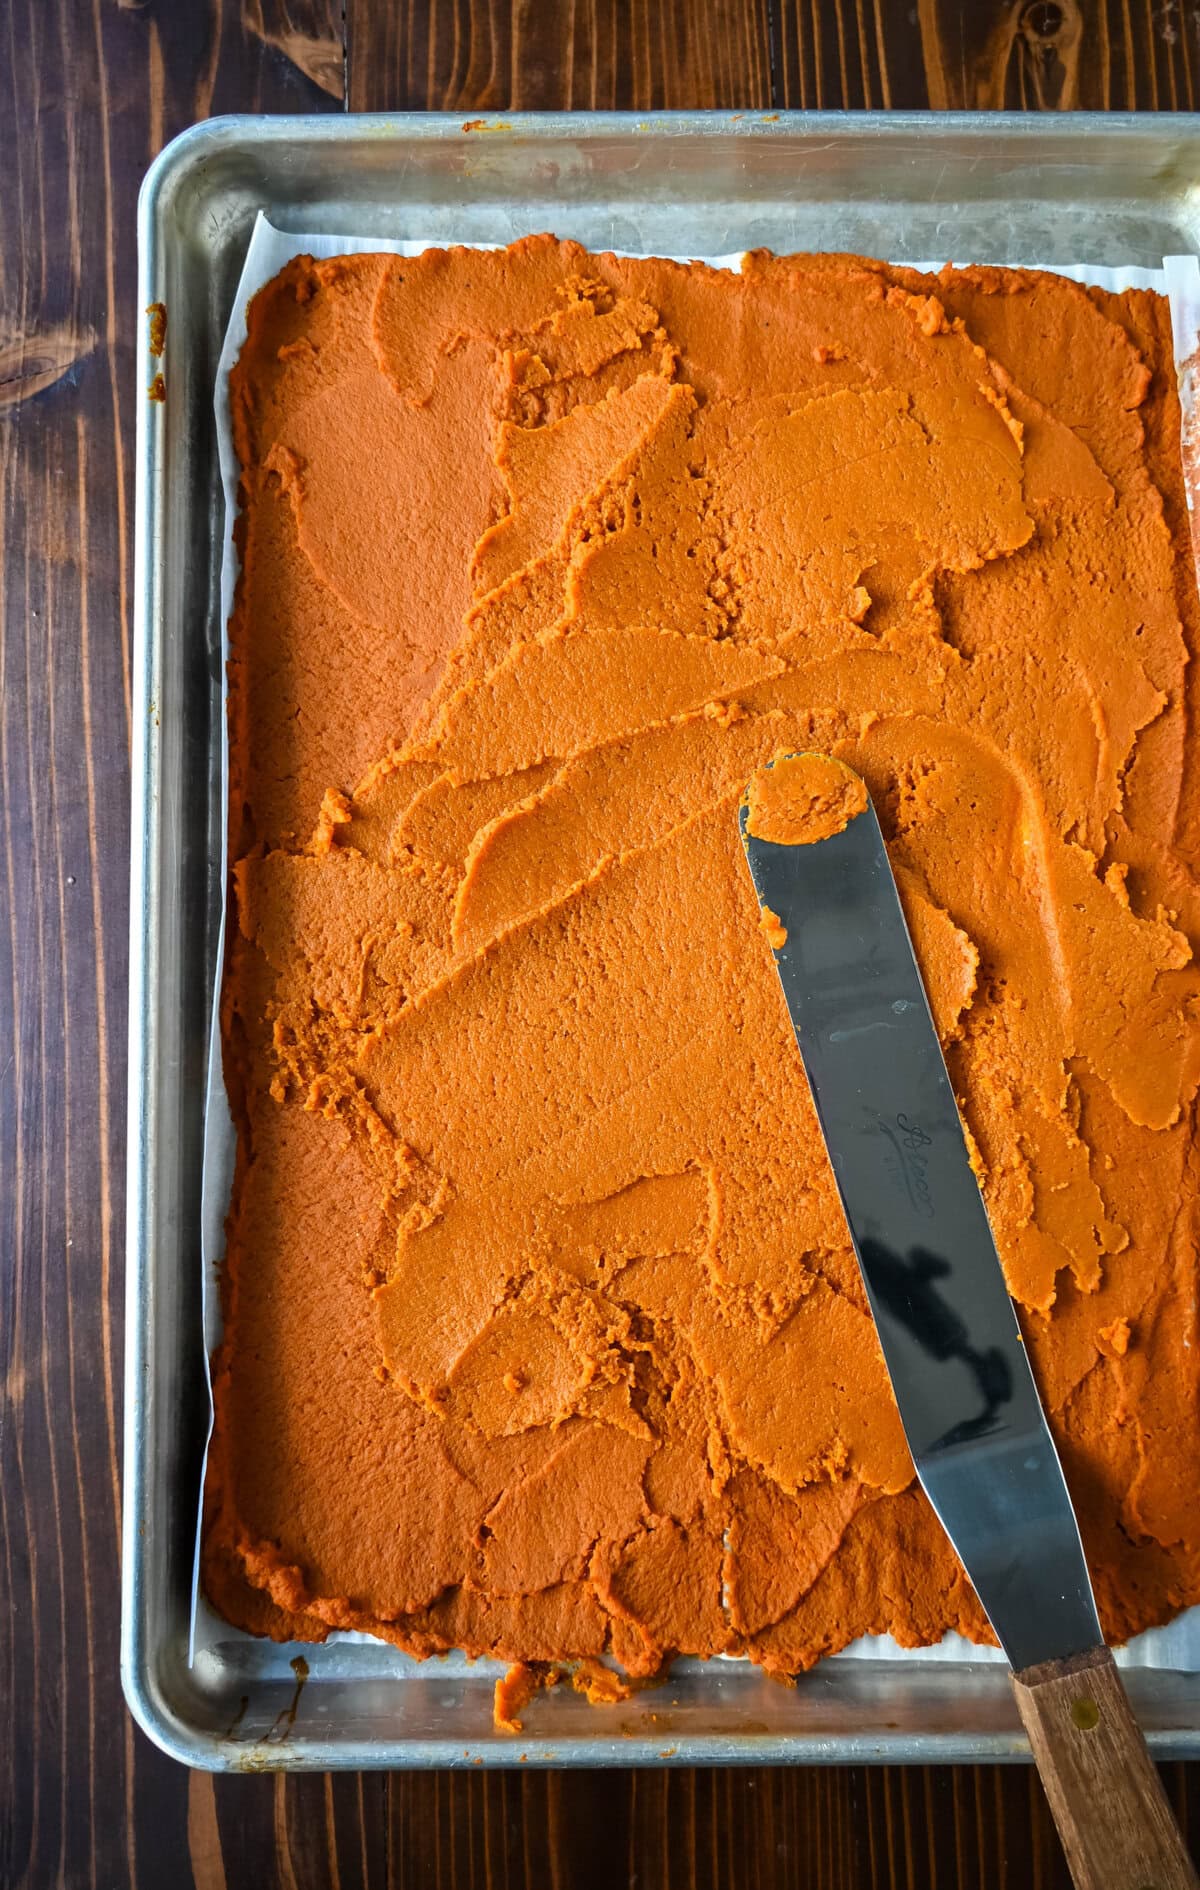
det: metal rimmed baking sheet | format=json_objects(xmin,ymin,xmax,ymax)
[{"xmin": 128, "ymin": 110, "xmax": 1200, "ymax": 1769}]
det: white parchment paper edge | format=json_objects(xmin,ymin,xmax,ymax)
[{"xmin": 192, "ymin": 215, "xmax": 1200, "ymax": 1674}]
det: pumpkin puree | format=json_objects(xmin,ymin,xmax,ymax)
[
  {"xmin": 205, "ymin": 239, "xmax": 1200, "ymax": 1696},
  {"xmin": 744, "ymin": 750, "xmax": 869, "ymax": 846}
]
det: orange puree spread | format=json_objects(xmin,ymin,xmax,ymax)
[
  {"xmin": 759, "ymin": 905, "xmax": 788, "ymax": 951},
  {"xmin": 745, "ymin": 751, "xmax": 868, "ymax": 845},
  {"xmin": 204, "ymin": 239, "xmax": 1200, "ymax": 1695}
]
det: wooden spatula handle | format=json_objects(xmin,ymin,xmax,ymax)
[{"xmin": 1011, "ymin": 1645, "xmax": 1198, "ymax": 1890}]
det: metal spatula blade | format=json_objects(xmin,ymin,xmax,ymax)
[
  {"xmin": 738, "ymin": 764, "xmax": 1097, "ymax": 1669},
  {"xmin": 738, "ymin": 754, "xmax": 1199, "ymax": 1890}
]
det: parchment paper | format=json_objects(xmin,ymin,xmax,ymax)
[{"xmin": 193, "ymin": 215, "xmax": 1200, "ymax": 1672}]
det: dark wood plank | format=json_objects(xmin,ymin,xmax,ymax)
[
  {"xmin": 201, "ymin": 1764, "xmax": 1195, "ymax": 1888},
  {"xmin": 0, "ymin": 5, "xmax": 341, "ymax": 1890},
  {"xmin": 345, "ymin": 0, "xmax": 774, "ymax": 111},
  {"xmin": 3, "ymin": 3, "xmax": 1200, "ymax": 1888},
  {"xmin": 347, "ymin": 0, "xmax": 1200, "ymax": 116},
  {"xmin": 242, "ymin": 0, "xmax": 346, "ymax": 99},
  {"xmin": 908, "ymin": 0, "xmax": 1199, "ymax": 111}
]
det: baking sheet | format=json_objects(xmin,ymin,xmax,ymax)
[{"xmin": 195, "ymin": 211, "xmax": 1200, "ymax": 1673}]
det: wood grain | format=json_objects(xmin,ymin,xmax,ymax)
[
  {"xmin": 912, "ymin": 0, "xmax": 1199, "ymax": 110},
  {"xmin": 243, "ymin": 1, "xmax": 346, "ymax": 99},
  {"xmin": 0, "ymin": 5, "xmax": 338, "ymax": 1888},
  {"xmin": 1012, "ymin": 1648, "xmax": 1200, "ymax": 1890},
  {"xmin": 345, "ymin": 0, "xmax": 774, "ymax": 112},
  {"xmin": 346, "ymin": 0, "xmax": 1200, "ymax": 114},
  {"xmin": 2, "ymin": 2, "xmax": 1200, "ymax": 1888}
]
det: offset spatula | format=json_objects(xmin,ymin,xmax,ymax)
[{"xmin": 738, "ymin": 753, "xmax": 1198, "ymax": 1890}]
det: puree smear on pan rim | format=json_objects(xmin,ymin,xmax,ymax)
[{"xmin": 204, "ymin": 238, "xmax": 1200, "ymax": 1704}]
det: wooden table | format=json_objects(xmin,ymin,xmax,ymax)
[{"xmin": 3, "ymin": 3, "xmax": 1199, "ymax": 1884}]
